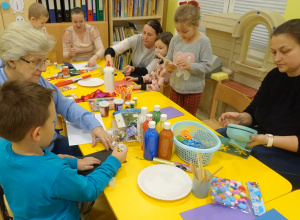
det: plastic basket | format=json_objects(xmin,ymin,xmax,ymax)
[{"xmin": 171, "ymin": 120, "xmax": 221, "ymax": 166}]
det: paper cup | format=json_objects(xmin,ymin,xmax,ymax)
[{"xmin": 192, "ymin": 169, "xmax": 212, "ymax": 199}]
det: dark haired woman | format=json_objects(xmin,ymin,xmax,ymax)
[
  {"xmin": 105, "ymin": 19, "xmax": 163, "ymax": 77},
  {"xmin": 63, "ymin": 7, "xmax": 105, "ymax": 67}
]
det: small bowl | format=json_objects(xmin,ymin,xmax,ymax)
[{"xmin": 226, "ymin": 124, "xmax": 257, "ymax": 152}]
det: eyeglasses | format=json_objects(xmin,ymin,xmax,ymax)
[{"xmin": 20, "ymin": 58, "xmax": 50, "ymax": 70}]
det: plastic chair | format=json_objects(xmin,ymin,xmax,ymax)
[
  {"xmin": 202, "ymin": 73, "xmax": 252, "ymax": 130},
  {"xmin": 159, "ymin": 84, "xmax": 171, "ymax": 98}
]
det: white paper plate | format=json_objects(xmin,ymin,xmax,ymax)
[
  {"xmin": 78, "ymin": 78, "xmax": 104, "ymax": 87},
  {"xmin": 137, "ymin": 164, "xmax": 192, "ymax": 200}
]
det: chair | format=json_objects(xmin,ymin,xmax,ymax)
[
  {"xmin": 159, "ymin": 84, "xmax": 171, "ymax": 98},
  {"xmin": 202, "ymin": 73, "xmax": 252, "ymax": 130}
]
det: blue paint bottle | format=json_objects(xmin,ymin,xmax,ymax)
[{"xmin": 144, "ymin": 121, "xmax": 159, "ymax": 161}]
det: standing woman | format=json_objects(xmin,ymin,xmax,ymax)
[
  {"xmin": 218, "ymin": 19, "xmax": 300, "ymax": 190},
  {"xmin": 63, "ymin": 7, "xmax": 105, "ymax": 67},
  {"xmin": 105, "ymin": 19, "xmax": 163, "ymax": 77}
]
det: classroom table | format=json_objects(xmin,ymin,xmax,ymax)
[
  {"xmin": 45, "ymin": 61, "xmax": 292, "ymax": 220},
  {"xmin": 264, "ymin": 190, "xmax": 299, "ymax": 219}
]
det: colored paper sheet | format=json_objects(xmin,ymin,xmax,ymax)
[
  {"xmin": 218, "ymin": 136, "xmax": 251, "ymax": 159},
  {"xmin": 114, "ymin": 80, "xmax": 135, "ymax": 93},
  {"xmin": 156, "ymin": 106, "xmax": 184, "ymax": 120},
  {"xmin": 256, "ymin": 209, "xmax": 287, "ymax": 220},
  {"xmin": 180, "ymin": 203, "xmax": 256, "ymax": 220}
]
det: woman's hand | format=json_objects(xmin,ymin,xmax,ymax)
[
  {"xmin": 77, "ymin": 157, "xmax": 101, "ymax": 171},
  {"xmin": 69, "ymin": 47, "xmax": 76, "ymax": 58},
  {"xmin": 87, "ymin": 55, "xmax": 98, "ymax": 67},
  {"xmin": 176, "ymin": 60, "xmax": 191, "ymax": 70},
  {"xmin": 105, "ymin": 55, "xmax": 114, "ymax": 67},
  {"xmin": 165, "ymin": 61, "xmax": 177, "ymax": 72},
  {"xmin": 218, "ymin": 112, "xmax": 242, "ymax": 127},
  {"xmin": 91, "ymin": 127, "xmax": 113, "ymax": 150},
  {"xmin": 124, "ymin": 65, "xmax": 135, "ymax": 76},
  {"xmin": 247, "ymin": 134, "xmax": 268, "ymax": 148},
  {"xmin": 111, "ymin": 143, "xmax": 128, "ymax": 164},
  {"xmin": 124, "ymin": 76, "xmax": 138, "ymax": 81}
]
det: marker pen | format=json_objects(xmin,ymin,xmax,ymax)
[{"xmin": 153, "ymin": 157, "xmax": 191, "ymax": 172}]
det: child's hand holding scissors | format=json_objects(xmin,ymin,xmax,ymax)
[{"xmin": 165, "ymin": 61, "xmax": 177, "ymax": 72}]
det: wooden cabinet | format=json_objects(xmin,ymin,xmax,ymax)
[
  {"xmin": 108, "ymin": 0, "xmax": 168, "ymax": 45},
  {"xmin": 45, "ymin": 0, "xmax": 109, "ymax": 63}
]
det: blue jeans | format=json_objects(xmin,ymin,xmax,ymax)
[
  {"xmin": 51, "ymin": 134, "xmax": 83, "ymax": 157},
  {"xmin": 216, "ymin": 128, "xmax": 300, "ymax": 190}
]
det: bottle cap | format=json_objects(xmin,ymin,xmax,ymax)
[
  {"xmin": 163, "ymin": 122, "xmax": 171, "ymax": 130},
  {"xmin": 98, "ymin": 101, "xmax": 109, "ymax": 107},
  {"xmin": 54, "ymin": 62, "xmax": 57, "ymax": 65},
  {"xmin": 141, "ymin": 106, "xmax": 148, "ymax": 114},
  {"xmin": 146, "ymin": 114, "xmax": 153, "ymax": 121},
  {"xmin": 133, "ymin": 97, "xmax": 138, "ymax": 101},
  {"xmin": 107, "ymin": 60, "xmax": 111, "ymax": 66},
  {"xmin": 125, "ymin": 101, "xmax": 130, "ymax": 105},
  {"xmin": 160, "ymin": 114, "xmax": 167, "ymax": 121},
  {"xmin": 149, "ymin": 121, "xmax": 156, "ymax": 128},
  {"xmin": 154, "ymin": 105, "xmax": 160, "ymax": 111},
  {"xmin": 130, "ymin": 101, "xmax": 135, "ymax": 105}
]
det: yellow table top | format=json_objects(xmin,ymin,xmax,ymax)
[
  {"xmin": 45, "ymin": 61, "xmax": 292, "ymax": 220},
  {"xmin": 264, "ymin": 190, "xmax": 299, "ymax": 219}
]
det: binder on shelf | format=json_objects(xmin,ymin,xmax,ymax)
[
  {"xmin": 97, "ymin": 0, "xmax": 104, "ymax": 21},
  {"xmin": 75, "ymin": 0, "xmax": 81, "ymax": 7},
  {"xmin": 81, "ymin": 0, "xmax": 87, "ymax": 21},
  {"xmin": 87, "ymin": 0, "xmax": 93, "ymax": 21},
  {"xmin": 70, "ymin": 0, "xmax": 74, "ymax": 10},
  {"xmin": 55, "ymin": 0, "xmax": 63, "ymax": 22},
  {"xmin": 48, "ymin": 0, "xmax": 56, "ymax": 23},
  {"xmin": 92, "ymin": 0, "xmax": 97, "ymax": 21},
  {"xmin": 39, "ymin": 0, "xmax": 48, "ymax": 10},
  {"xmin": 62, "ymin": 0, "xmax": 71, "ymax": 22}
]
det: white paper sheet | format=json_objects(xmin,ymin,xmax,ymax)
[
  {"xmin": 72, "ymin": 62, "xmax": 100, "ymax": 70},
  {"xmin": 66, "ymin": 114, "xmax": 106, "ymax": 146}
]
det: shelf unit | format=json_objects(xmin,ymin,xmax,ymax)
[
  {"xmin": 108, "ymin": 0, "xmax": 168, "ymax": 45},
  {"xmin": 45, "ymin": 0, "xmax": 109, "ymax": 64}
]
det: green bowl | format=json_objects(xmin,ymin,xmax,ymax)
[{"xmin": 226, "ymin": 124, "xmax": 257, "ymax": 152}]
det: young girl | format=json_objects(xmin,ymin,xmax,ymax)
[
  {"xmin": 124, "ymin": 32, "xmax": 173, "ymax": 91},
  {"xmin": 165, "ymin": 1, "xmax": 213, "ymax": 116}
]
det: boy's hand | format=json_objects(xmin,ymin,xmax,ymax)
[
  {"xmin": 77, "ymin": 157, "xmax": 101, "ymax": 171},
  {"xmin": 165, "ymin": 61, "xmax": 177, "ymax": 72},
  {"xmin": 111, "ymin": 143, "xmax": 128, "ymax": 164}
]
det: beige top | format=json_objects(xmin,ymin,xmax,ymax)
[{"xmin": 62, "ymin": 24, "xmax": 104, "ymax": 62}]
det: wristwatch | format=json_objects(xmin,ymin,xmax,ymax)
[{"xmin": 265, "ymin": 134, "xmax": 273, "ymax": 147}]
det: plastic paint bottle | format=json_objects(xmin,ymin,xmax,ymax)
[
  {"xmin": 158, "ymin": 122, "xmax": 173, "ymax": 160},
  {"xmin": 104, "ymin": 61, "xmax": 114, "ymax": 93},
  {"xmin": 144, "ymin": 121, "xmax": 159, "ymax": 161},
  {"xmin": 152, "ymin": 105, "xmax": 162, "ymax": 125},
  {"xmin": 137, "ymin": 107, "xmax": 148, "ymax": 147},
  {"xmin": 156, "ymin": 114, "xmax": 167, "ymax": 133},
  {"xmin": 142, "ymin": 113, "xmax": 153, "ymax": 150}
]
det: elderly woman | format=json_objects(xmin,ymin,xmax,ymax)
[
  {"xmin": 217, "ymin": 19, "xmax": 300, "ymax": 190},
  {"xmin": 105, "ymin": 19, "xmax": 163, "ymax": 77},
  {"xmin": 0, "ymin": 22, "xmax": 112, "ymax": 157},
  {"xmin": 63, "ymin": 7, "xmax": 105, "ymax": 67}
]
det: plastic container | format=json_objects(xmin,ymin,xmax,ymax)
[
  {"xmin": 144, "ymin": 121, "xmax": 159, "ymax": 161},
  {"xmin": 142, "ymin": 114, "xmax": 153, "ymax": 150},
  {"xmin": 152, "ymin": 105, "xmax": 161, "ymax": 124},
  {"xmin": 171, "ymin": 120, "xmax": 221, "ymax": 166},
  {"xmin": 158, "ymin": 122, "xmax": 173, "ymax": 160},
  {"xmin": 137, "ymin": 106, "xmax": 147, "ymax": 145},
  {"xmin": 104, "ymin": 61, "xmax": 114, "ymax": 93},
  {"xmin": 99, "ymin": 101, "xmax": 109, "ymax": 117},
  {"xmin": 133, "ymin": 97, "xmax": 138, "ymax": 107},
  {"xmin": 113, "ymin": 99, "xmax": 123, "ymax": 111},
  {"xmin": 124, "ymin": 101, "xmax": 130, "ymax": 109},
  {"xmin": 156, "ymin": 114, "xmax": 167, "ymax": 133}
]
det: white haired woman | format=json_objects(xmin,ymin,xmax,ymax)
[{"xmin": 0, "ymin": 22, "xmax": 113, "ymax": 158}]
